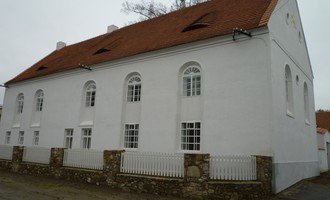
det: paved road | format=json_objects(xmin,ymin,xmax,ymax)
[{"xmin": 274, "ymin": 172, "xmax": 330, "ymax": 200}]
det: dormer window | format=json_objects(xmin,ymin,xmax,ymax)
[
  {"xmin": 37, "ymin": 66, "xmax": 47, "ymax": 71},
  {"xmin": 182, "ymin": 12, "xmax": 216, "ymax": 32},
  {"xmin": 94, "ymin": 48, "xmax": 110, "ymax": 55}
]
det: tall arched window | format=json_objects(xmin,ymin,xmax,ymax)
[
  {"xmin": 17, "ymin": 93, "xmax": 24, "ymax": 114},
  {"xmin": 85, "ymin": 82, "xmax": 96, "ymax": 107},
  {"xmin": 35, "ymin": 90, "xmax": 44, "ymax": 112},
  {"xmin": 183, "ymin": 66, "xmax": 201, "ymax": 97},
  {"xmin": 127, "ymin": 75, "xmax": 141, "ymax": 102},
  {"xmin": 285, "ymin": 65, "xmax": 294, "ymax": 115},
  {"xmin": 304, "ymin": 83, "xmax": 310, "ymax": 123}
]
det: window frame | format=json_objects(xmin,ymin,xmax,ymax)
[
  {"xmin": 182, "ymin": 66, "xmax": 201, "ymax": 97},
  {"xmin": 285, "ymin": 65, "xmax": 294, "ymax": 117},
  {"xmin": 303, "ymin": 83, "xmax": 310, "ymax": 125},
  {"xmin": 64, "ymin": 129, "xmax": 74, "ymax": 149},
  {"xmin": 18, "ymin": 131, "xmax": 24, "ymax": 145},
  {"xmin": 35, "ymin": 90, "xmax": 44, "ymax": 112},
  {"xmin": 33, "ymin": 131, "xmax": 40, "ymax": 146},
  {"xmin": 5, "ymin": 131, "xmax": 11, "ymax": 145},
  {"xmin": 81, "ymin": 128, "xmax": 92, "ymax": 149},
  {"xmin": 180, "ymin": 121, "xmax": 201, "ymax": 152},
  {"xmin": 127, "ymin": 75, "xmax": 142, "ymax": 102},
  {"xmin": 124, "ymin": 123, "xmax": 139, "ymax": 149},
  {"xmin": 17, "ymin": 94, "xmax": 24, "ymax": 114},
  {"xmin": 85, "ymin": 82, "xmax": 96, "ymax": 107}
]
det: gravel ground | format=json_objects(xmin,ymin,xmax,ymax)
[{"xmin": 0, "ymin": 171, "xmax": 182, "ymax": 200}]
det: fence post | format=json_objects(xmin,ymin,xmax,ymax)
[
  {"xmin": 11, "ymin": 146, "xmax": 24, "ymax": 172},
  {"xmin": 104, "ymin": 150, "xmax": 124, "ymax": 187},
  {"xmin": 183, "ymin": 153, "xmax": 210, "ymax": 199},
  {"xmin": 255, "ymin": 156, "xmax": 272, "ymax": 195},
  {"xmin": 50, "ymin": 148, "xmax": 65, "ymax": 178}
]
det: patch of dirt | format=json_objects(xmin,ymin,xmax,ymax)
[{"xmin": 0, "ymin": 171, "xmax": 183, "ymax": 200}]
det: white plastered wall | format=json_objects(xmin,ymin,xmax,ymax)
[
  {"xmin": 268, "ymin": 0, "xmax": 319, "ymax": 193},
  {"xmin": 0, "ymin": 31, "xmax": 272, "ymax": 157}
]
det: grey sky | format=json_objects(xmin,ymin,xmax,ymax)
[{"xmin": 0, "ymin": 0, "xmax": 329, "ymax": 110}]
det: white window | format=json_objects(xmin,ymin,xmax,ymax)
[
  {"xmin": 304, "ymin": 83, "xmax": 310, "ymax": 123},
  {"xmin": 18, "ymin": 131, "xmax": 24, "ymax": 145},
  {"xmin": 64, "ymin": 129, "xmax": 74, "ymax": 149},
  {"xmin": 85, "ymin": 82, "xmax": 96, "ymax": 107},
  {"xmin": 181, "ymin": 122, "xmax": 201, "ymax": 151},
  {"xmin": 124, "ymin": 124, "xmax": 139, "ymax": 149},
  {"xmin": 33, "ymin": 131, "xmax": 40, "ymax": 146},
  {"xmin": 35, "ymin": 90, "xmax": 44, "ymax": 112},
  {"xmin": 17, "ymin": 93, "xmax": 24, "ymax": 114},
  {"xmin": 183, "ymin": 66, "xmax": 201, "ymax": 97},
  {"xmin": 285, "ymin": 65, "xmax": 294, "ymax": 115},
  {"xmin": 127, "ymin": 76, "xmax": 141, "ymax": 102},
  {"xmin": 5, "ymin": 131, "xmax": 11, "ymax": 145},
  {"xmin": 82, "ymin": 128, "xmax": 92, "ymax": 149}
]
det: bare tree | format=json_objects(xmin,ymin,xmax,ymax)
[{"xmin": 122, "ymin": 0, "xmax": 208, "ymax": 21}]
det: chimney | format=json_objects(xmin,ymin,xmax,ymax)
[
  {"xmin": 56, "ymin": 41, "xmax": 66, "ymax": 50},
  {"xmin": 107, "ymin": 25, "xmax": 119, "ymax": 33}
]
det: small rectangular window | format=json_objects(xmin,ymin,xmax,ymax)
[
  {"xmin": 181, "ymin": 122, "xmax": 201, "ymax": 151},
  {"xmin": 33, "ymin": 131, "xmax": 40, "ymax": 146},
  {"xmin": 5, "ymin": 131, "xmax": 11, "ymax": 145},
  {"xmin": 18, "ymin": 131, "xmax": 24, "ymax": 145},
  {"xmin": 81, "ymin": 128, "xmax": 92, "ymax": 149},
  {"xmin": 86, "ymin": 90, "xmax": 96, "ymax": 107},
  {"xmin": 124, "ymin": 124, "xmax": 139, "ymax": 149},
  {"xmin": 64, "ymin": 129, "xmax": 74, "ymax": 149}
]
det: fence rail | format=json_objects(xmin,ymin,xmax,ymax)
[
  {"xmin": 63, "ymin": 149, "xmax": 104, "ymax": 170},
  {"xmin": 23, "ymin": 147, "xmax": 51, "ymax": 164},
  {"xmin": 210, "ymin": 155, "xmax": 257, "ymax": 181},
  {"xmin": 120, "ymin": 152, "xmax": 184, "ymax": 177},
  {"xmin": 0, "ymin": 145, "xmax": 13, "ymax": 160}
]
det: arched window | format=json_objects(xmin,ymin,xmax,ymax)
[
  {"xmin": 35, "ymin": 90, "xmax": 44, "ymax": 112},
  {"xmin": 17, "ymin": 93, "xmax": 24, "ymax": 114},
  {"xmin": 85, "ymin": 82, "xmax": 96, "ymax": 107},
  {"xmin": 285, "ymin": 65, "xmax": 294, "ymax": 115},
  {"xmin": 304, "ymin": 83, "xmax": 310, "ymax": 123},
  {"xmin": 127, "ymin": 75, "xmax": 141, "ymax": 102},
  {"xmin": 183, "ymin": 66, "xmax": 201, "ymax": 97}
]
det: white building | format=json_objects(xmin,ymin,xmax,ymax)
[
  {"xmin": 0, "ymin": 0, "xmax": 319, "ymax": 193},
  {"xmin": 317, "ymin": 127, "xmax": 330, "ymax": 172}
]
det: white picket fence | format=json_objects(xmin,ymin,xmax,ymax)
[
  {"xmin": 0, "ymin": 145, "xmax": 13, "ymax": 160},
  {"xmin": 210, "ymin": 155, "xmax": 257, "ymax": 181},
  {"xmin": 23, "ymin": 147, "xmax": 51, "ymax": 164},
  {"xmin": 120, "ymin": 152, "xmax": 184, "ymax": 177},
  {"xmin": 63, "ymin": 149, "xmax": 104, "ymax": 170}
]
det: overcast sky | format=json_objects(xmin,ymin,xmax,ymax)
[{"xmin": 0, "ymin": 0, "xmax": 329, "ymax": 110}]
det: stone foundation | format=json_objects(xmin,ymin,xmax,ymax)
[{"xmin": 0, "ymin": 146, "xmax": 273, "ymax": 200}]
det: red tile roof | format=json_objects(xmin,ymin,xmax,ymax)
[
  {"xmin": 316, "ymin": 112, "xmax": 330, "ymax": 131},
  {"xmin": 6, "ymin": 0, "xmax": 278, "ymax": 84}
]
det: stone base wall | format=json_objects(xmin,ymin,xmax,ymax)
[
  {"xmin": 0, "ymin": 159, "xmax": 12, "ymax": 171},
  {"xmin": 0, "ymin": 147, "xmax": 273, "ymax": 200},
  {"xmin": 59, "ymin": 167, "xmax": 106, "ymax": 186}
]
